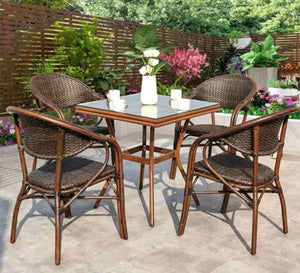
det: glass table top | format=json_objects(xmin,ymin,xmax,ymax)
[{"xmin": 78, "ymin": 94, "xmax": 219, "ymax": 120}]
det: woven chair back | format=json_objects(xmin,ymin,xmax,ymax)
[
  {"xmin": 15, "ymin": 109, "xmax": 94, "ymax": 159},
  {"xmin": 30, "ymin": 73, "xmax": 96, "ymax": 109},
  {"xmin": 190, "ymin": 75, "xmax": 256, "ymax": 110}
]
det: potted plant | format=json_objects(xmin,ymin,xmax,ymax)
[
  {"xmin": 268, "ymin": 77, "xmax": 299, "ymax": 98},
  {"xmin": 241, "ymin": 35, "xmax": 288, "ymax": 87}
]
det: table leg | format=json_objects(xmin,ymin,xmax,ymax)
[
  {"xmin": 175, "ymin": 119, "xmax": 200, "ymax": 206},
  {"xmin": 149, "ymin": 126, "xmax": 155, "ymax": 227},
  {"xmin": 105, "ymin": 118, "xmax": 116, "ymax": 139},
  {"xmin": 139, "ymin": 125, "xmax": 147, "ymax": 190},
  {"xmin": 170, "ymin": 121, "xmax": 181, "ymax": 179},
  {"xmin": 105, "ymin": 118, "xmax": 116, "ymax": 164}
]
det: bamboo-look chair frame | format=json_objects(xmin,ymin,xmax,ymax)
[
  {"xmin": 178, "ymin": 107, "xmax": 299, "ymax": 255},
  {"xmin": 30, "ymin": 73, "xmax": 103, "ymax": 122},
  {"xmin": 170, "ymin": 75, "xmax": 257, "ymax": 179},
  {"xmin": 7, "ymin": 106, "xmax": 128, "ymax": 265},
  {"xmin": 30, "ymin": 73, "xmax": 114, "ymax": 202}
]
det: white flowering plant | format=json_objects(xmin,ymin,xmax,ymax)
[{"xmin": 139, "ymin": 49, "xmax": 166, "ymax": 76}]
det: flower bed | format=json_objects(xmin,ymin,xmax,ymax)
[
  {"xmin": 0, "ymin": 113, "xmax": 96, "ymax": 146},
  {"xmin": 0, "ymin": 118, "xmax": 23, "ymax": 146},
  {"xmin": 219, "ymin": 86, "xmax": 300, "ymax": 119}
]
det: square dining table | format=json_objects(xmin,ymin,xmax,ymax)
[{"xmin": 76, "ymin": 94, "xmax": 219, "ymax": 227}]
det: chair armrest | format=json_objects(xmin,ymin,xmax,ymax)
[{"xmin": 189, "ymin": 106, "xmax": 299, "ymax": 159}]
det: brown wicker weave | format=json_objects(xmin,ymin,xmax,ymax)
[
  {"xmin": 30, "ymin": 73, "xmax": 109, "ymax": 135},
  {"xmin": 7, "ymin": 106, "xmax": 127, "ymax": 265},
  {"xmin": 170, "ymin": 75, "xmax": 257, "ymax": 179},
  {"xmin": 178, "ymin": 106, "xmax": 299, "ymax": 256}
]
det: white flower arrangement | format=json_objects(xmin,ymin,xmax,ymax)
[
  {"xmin": 143, "ymin": 49, "xmax": 160, "ymax": 58},
  {"xmin": 139, "ymin": 49, "xmax": 165, "ymax": 76}
]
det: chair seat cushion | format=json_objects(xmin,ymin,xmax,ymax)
[
  {"xmin": 28, "ymin": 157, "xmax": 115, "ymax": 191},
  {"xmin": 177, "ymin": 124, "xmax": 229, "ymax": 137},
  {"xmin": 84, "ymin": 125, "xmax": 109, "ymax": 135},
  {"xmin": 194, "ymin": 152, "xmax": 275, "ymax": 186}
]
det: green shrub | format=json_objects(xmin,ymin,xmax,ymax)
[
  {"xmin": 92, "ymin": 68, "xmax": 128, "ymax": 95},
  {"xmin": 54, "ymin": 18, "xmax": 106, "ymax": 83},
  {"xmin": 268, "ymin": 77, "xmax": 298, "ymax": 89}
]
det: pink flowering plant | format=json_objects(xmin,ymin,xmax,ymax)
[
  {"xmin": 220, "ymin": 87, "xmax": 299, "ymax": 119},
  {"xmin": 71, "ymin": 114, "xmax": 97, "ymax": 125},
  {"xmin": 251, "ymin": 87, "xmax": 271, "ymax": 108},
  {"xmin": 160, "ymin": 44, "xmax": 209, "ymax": 87},
  {"xmin": 264, "ymin": 94, "xmax": 298, "ymax": 114},
  {"xmin": 0, "ymin": 118, "xmax": 23, "ymax": 146}
]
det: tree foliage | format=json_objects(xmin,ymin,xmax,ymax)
[
  {"xmin": 75, "ymin": 0, "xmax": 299, "ymax": 36},
  {"xmin": 10, "ymin": 0, "xmax": 300, "ymax": 36}
]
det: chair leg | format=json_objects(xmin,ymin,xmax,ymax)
[
  {"xmin": 178, "ymin": 182, "xmax": 192, "ymax": 236},
  {"xmin": 192, "ymin": 194, "xmax": 200, "ymax": 206},
  {"xmin": 275, "ymin": 179, "xmax": 288, "ymax": 234},
  {"xmin": 63, "ymin": 197, "xmax": 72, "ymax": 219},
  {"xmin": 94, "ymin": 180, "xmax": 110, "ymax": 209},
  {"xmin": 10, "ymin": 199, "xmax": 22, "ymax": 244},
  {"xmin": 10, "ymin": 184, "xmax": 27, "ymax": 244},
  {"xmin": 208, "ymin": 143, "xmax": 213, "ymax": 158},
  {"xmin": 221, "ymin": 185, "xmax": 230, "ymax": 214},
  {"xmin": 170, "ymin": 128, "xmax": 180, "ymax": 179},
  {"xmin": 55, "ymin": 194, "xmax": 61, "ymax": 265},
  {"xmin": 116, "ymin": 179, "xmax": 128, "ymax": 240},
  {"xmin": 251, "ymin": 188, "xmax": 258, "ymax": 255}
]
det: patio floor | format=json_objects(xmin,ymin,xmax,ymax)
[{"xmin": 1, "ymin": 132, "xmax": 300, "ymax": 273}]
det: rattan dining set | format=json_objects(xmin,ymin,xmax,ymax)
[{"xmin": 6, "ymin": 73, "xmax": 299, "ymax": 264}]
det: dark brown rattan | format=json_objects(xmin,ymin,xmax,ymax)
[
  {"xmin": 194, "ymin": 152, "xmax": 275, "ymax": 186},
  {"xmin": 170, "ymin": 75, "xmax": 257, "ymax": 179},
  {"xmin": 30, "ymin": 73, "xmax": 109, "ymax": 135},
  {"xmin": 7, "ymin": 106, "xmax": 128, "ymax": 265},
  {"xmin": 178, "ymin": 106, "xmax": 299, "ymax": 255}
]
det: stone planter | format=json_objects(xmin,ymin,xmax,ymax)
[
  {"xmin": 268, "ymin": 87, "xmax": 299, "ymax": 98},
  {"xmin": 248, "ymin": 67, "xmax": 278, "ymax": 88}
]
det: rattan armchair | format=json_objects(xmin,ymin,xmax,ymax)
[
  {"xmin": 170, "ymin": 75, "xmax": 257, "ymax": 179},
  {"xmin": 178, "ymin": 107, "xmax": 299, "ymax": 255},
  {"xmin": 7, "ymin": 106, "xmax": 127, "ymax": 265},
  {"xmin": 30, "ymin": 73, "xmax": 110, "ymax": 135}
]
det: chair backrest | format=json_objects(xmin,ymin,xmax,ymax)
[
  {"xmin": 190, "ymin": 75, "xmax": 257, "ymax": 111},
  {"xmin": 6, "ymin": 106, "xmax": 103, "ymax": 160},
  {"xmin": 30, "ymin": 73, "xmax": 100, "ymax": 118},
  {"xmin": 219, "ymin": 107, "xmax": 299, "ymax": 156}
]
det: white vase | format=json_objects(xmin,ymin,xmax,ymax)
[{"xmin": 140, "ymin": 76, "xmax": 158, "ymax": 105}]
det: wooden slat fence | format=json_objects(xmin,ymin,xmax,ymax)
[{"xmin": 0, "ymin": 0, "xmax": 299, "ymax": 113}]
